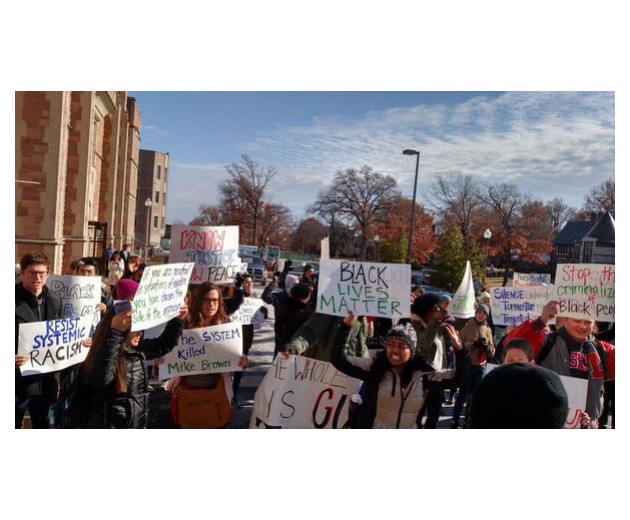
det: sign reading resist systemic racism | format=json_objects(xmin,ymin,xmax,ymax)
[
  {"xmin": 491, "ymin": 285, "xmax": 553, "ymax": 326},
  {"xmin": 486, "ymin": 364, "xmax": 588, "ymax": 429},
  {"xmin": 554, "ymin": 264, "xmax": 615, "ymax": 322},
  {"xmin": 18, "ymin": 315, "xmax": 95, "ymax": 375},
  {"xmin": 158, "ymin": 322, "xmax": 243, "ymax": 380},
  {"xmin": 316, "ymin": 259, "xmax": 410, "ymax": 319},
  {"xmin": 250, "ymin": 354, "xmax": 362, "ymax": 429},
  {"xmin": 131, "ymin": 262, "xmax": 193, "ymax": 332},
  {"xmin": 169, "ymin": 224, "xmax": 243, "ymax": 285}
]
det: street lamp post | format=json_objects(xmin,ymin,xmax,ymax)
[
  {"xmin": 374, "ymin": 234, "xmax": 380, "ymax": 261},
  {"xmin": 403, "ymin": 149, "xmax": 420, "ymax": 265},
  {"xmin": 145, "ymin": 198, "xmax": 152, "ymax": 262},
  {"xmin": 483, "ymin": 228, "xmax": 492, "ymax": 282}
]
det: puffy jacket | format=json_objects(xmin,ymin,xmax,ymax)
[
  {"xmin": 82, "ymin": 317, "xmax": 184, "ymax": 428},
  {"xmin": 15, "ymin": 283, "xmax": 64, "ymax": 397},
  {"xmin": 331, "ymin": 323, "xmax": 433, "ymax": 428},
  {"xmin": 275, "ymin": 297, "xmax": 313, "ymax": 347},
  {"xmin": 459, "ymin": 318, "xmax": 494, "ymax": 366}
]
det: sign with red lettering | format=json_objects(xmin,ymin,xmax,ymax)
[
  {"xmin": 250, "ymin": 355, "xmax": 361, "ymax": 429},
  {"xmin": 554, "ymin": 264, "xmax": 615, "ymax": 322},
  {"xmin": 170, "ymin": 225, "xmax": 242, "ymax": 285}
]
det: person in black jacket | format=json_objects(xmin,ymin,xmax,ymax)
[
  {"xmin": 79, "ymin": 279, "xmax": 187, "ymax": 428},
  {"xmin": 275, "ymin": 283, "xmax": 313, "ymax": 349},
  {"xmin": 15, "ymin": 252, "xmax": 64, "ymax": 428}
]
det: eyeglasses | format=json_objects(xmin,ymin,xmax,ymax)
[
  {"xmin": 386, "ymin": 341, "xmax": 411, "ymax": 351},
  {"xmin": 25, "ymin": 270, "xmax": 48, "ymax": 277}
]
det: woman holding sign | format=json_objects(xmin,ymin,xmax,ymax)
[
  {"xmin": 167, "ymin": 282, "xmax": 249, "ymax": 428},
  {"xmin": 330, "ymin": 313, "xmax": 434, "ymax": 429},
  {"xmin": 80, "ymin": 280, "xmax": 188, "ymax": 428}
]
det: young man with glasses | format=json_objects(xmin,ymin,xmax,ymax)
[{"xmin": 15, "ymin": 253, "xmax": 64, "ymax": 428}]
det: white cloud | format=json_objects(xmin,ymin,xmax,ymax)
[{"xmin": 167, "ymin": 92, "xmax": 614, "ymax": 223}]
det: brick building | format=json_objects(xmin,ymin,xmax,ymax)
[
  {"xmin": 135, "ymin": 150, "xmax": 169, "ymax": 259},
  {"xmin": 15, "ymin": 91, "xmax": 141, "ymax": 274}
]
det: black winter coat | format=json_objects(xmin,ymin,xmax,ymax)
[
  {"xmin": 275, "ymin": 297, "xmax": 312, "ymax": 346},
  {"xmin": 82, "ymin": 317, "xmax": 185, "ymax": 428},
  {"xmin": 15, "ymin": 283, "xmax": 64, "ymax": 397}
]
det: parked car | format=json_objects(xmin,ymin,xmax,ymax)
[
  {"xmin": 287, "ymin": 261, "xmax": 319, "ymax": 279},
  {"xmin": 411, "ymin": 272, "xmax": 428, "ymax": 286},
  {"xmin": 419, "ymin": 285, "xmax": 453, "ymax": 299},
  {"xmin": 150, "ymin": 246, "xmax": 170, "ymax": 260},
  {"xmin": 246, "ymin": 256, "xmax": 267, "ymax": 285}
]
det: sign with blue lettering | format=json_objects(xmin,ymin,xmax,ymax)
[{"xmin": 18, "ymin": 315, "xmax": 95, "ymax": 375}]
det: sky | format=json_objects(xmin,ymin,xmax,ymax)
[{"xmin": 131, "ymin": 91, "xmax": 615, "ymax": 226}]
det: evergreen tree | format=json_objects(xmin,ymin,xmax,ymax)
[{"xmin": 431, "ymin": 224, "xmax": 468, "ymax": 292}]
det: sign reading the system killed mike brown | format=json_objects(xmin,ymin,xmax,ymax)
[
  {"xmin": 169, "ymin": 225, "xmax": 242, "ymax": 285},
  {"xmin": 18, "ymin": 315, "xmax": 95, "ymax": 375},
  {"xmin": 491, "ymin": 285, "xmax": 553, "ymax": 326},
  {"xmin": 554, "ymin": 264, "xmax": 615, "ymax": 322},
  {"xmin": 158, "ymin": 322, "xmax": 243, "ymax": 380},
  {"xmin": 250, "ymin": 355, "xmax": 362, "ymax": 429},
  {"xmin": 131, "ymin": 262, "xmax": 194, "ymax": 332},
  {"xmin": 316, "ymin": 260, "xmax": 410, "ymax": 319}
]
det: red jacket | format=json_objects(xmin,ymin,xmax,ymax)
[
  {"xmin": 505, "ymin": 318, "xmax": 548, "ymax": 359},
  {"xmin": 599, "ymin": 340, "xmax": 615, "ymax": 381}
]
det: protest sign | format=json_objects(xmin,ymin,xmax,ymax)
[
  {"xmin": 250, "ymin": 354, "xmax": 362, "ymax": 429},
  {"xmin": 131, "ymin": 262, "xmax": 193, "ymax": 331},
  {"xmin": 491, "ymin": 285, "xmax": 553, "ymax": 326},
  {"xmin": 320, "ymin": 236, "xmax": 330, "ymax": 260},
  {"xmin": 158, "ymin": 322, "xmax": 243, "ymax": 380},
  {"xmin": 18, "ymin": 315, "xmax": 95, "ymax": 376},
  {"xmin": 47, "ymin": 275, "xmax": 101, "ymax": 321},
  {"xmin": 448, "ymin": 261, "xmax": 475, "ymax": 319},
  {"xmin": 486, "ymin": 364, "xmax": 588, "ymax": 429},
  {"xmin": 316, "ymin": 260, "xmax": 410, "ymax": 319},
  {"xmin": 513, "ymin": 272, "xmax": 551, "ymax": 286},
  {"xmin": 230, "ymin": 297, "xmax": 266, "ymax": 328},
  {"xmin": 554, "ymin": 264, "xmax": 615, "ymax": 322},
  {"xmin": 169, "ymin": 224, "xmax": 241, "ymax": 285}
]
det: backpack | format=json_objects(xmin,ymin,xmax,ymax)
[
  {"xmin": 49, "ymin": 366, "xmax": 93, "ymax": 428},
  {"xmin": 173, "ymin": 378, "xmax": 232, "ymax": 429}
]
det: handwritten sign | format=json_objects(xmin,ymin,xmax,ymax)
[
  {"xmin": 131, "ymin": 262, "xmax": 193, "ymax": 331},
  {"xmin": 554, "ymin": 264, "xmax": 615, "ymax": 322},
  {"xmin": 18, "ymin": 316, "xmax": 95, "ymax": 375},
  {"xmin": 513, "ymin": 272, "xmax": 551, "ymax": 286},
  {"xmin": 170, "ymin": 224, "xmax": 242, "ymax": 285},
  {"xmin": 486, "ymin": 364, "xmax": 588, "ymax": 428},
  {"xmin": 316, "ymin": 260, "xmax": 410, "ymax": 319},
  {"xmin": 491, "ymin": 285, "xmax": 553, "ymax": 326},
  {"xmin": 230, "ymin": 297, "xmax": 266, "ymax": 328},
  {"xmin": 250, "ymin": 354, "xmax": 362, "ymax": 429},
  {"xmin": 158, "ymin": 322, "xmax": 243, "ymax": 379},
  {"xmin": 449, "ymin": 260, "xmax": 475, "ymax": 319},
  {"xmin": 47, "ymin": 275, "xmax": 100, "ymax": 322}
]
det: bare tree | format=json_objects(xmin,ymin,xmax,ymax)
[
  {"xmin": 429, "ymin": 173, "xmax": 482, "ymax": 241},
  {"xmin": 546, "ymin": 198, "xmax": 577, "ymax": 236},
  {"xmin": 221, "ymin": 154, "xmax": 276, "ymax": 245},
  {"xmin": 292, "ymin": 217, "xmax": 329, "ymax": 254},
  {"xmin": 310, "ymin": 166, "xmax": 399, "ymax": 260},
  {"xmin": 189, "ymin": 204, "xmax": 223, "ymax": 226},
  {"xmin": 581, "ymin": 177, "xmax": 615, "ymax": 217},
  {"xmin": 257, "ymin": 203, "xmax": 294, "ymax": 248}
]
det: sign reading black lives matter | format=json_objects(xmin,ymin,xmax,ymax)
[{"xmin": 316, "ymin": 260, "xmax": 410, "ymax": 319}]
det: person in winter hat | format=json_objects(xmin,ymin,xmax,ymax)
[{"xmin": 330, "ymin": 313, "xmax": 434, "ymax": 428}]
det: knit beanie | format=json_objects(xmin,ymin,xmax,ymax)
[
  {"xmin": 478, "ymin": 291, "xmax": 491, "ymax": 302},
  {"xmin": 471, "ymin": 363, "xmax": 569, "ymax": 429},
  {"xmin": 385, "ymin": 323, "xmax": 418, "ymax": 353},
  {"xmin": 303, "ymin": 263, "xmax": 314, "ymax": 273},
  {"xmin": 290, "ymin": 283, "xmax": 311, "ymax": 300},
  {"xmin": 476, "ymin": 304, "xmax": 490, "ymax": 317},
  {"xmin": 116, "ymin": 278, "xmax": 139, "ymax": 301},
  {"xmin": 411, "ymin": 293, "xmax": 441, "ymax": 319}
]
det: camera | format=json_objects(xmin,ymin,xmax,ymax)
[{"xmin": 473, "ymin": 337, "xmax": 488, "ymax": 349}]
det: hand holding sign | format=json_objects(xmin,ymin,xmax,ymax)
[{"xmin": 541, "ymin": 300, "xmax": 559, "ymax": 325}]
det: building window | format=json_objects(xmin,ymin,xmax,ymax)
[
  {"xmin": 163, "ymin": 191, "xmax": 166, "ymax": 206},
  {"xmin": 153, "ymin": 216, "xmax": 158, "ymax": 228},
  {"xmin": 581, "ymin": 241, "xmax": 594, "ymax": 262},
  {"xmin": 164, "ymin": 168, "xmax": 168, "ymax": 182},
  {"xmin": 155, "ymin": 190, "xmax": 160, "ymax": 204},
  {"xmin": 156, "ymin": 165, "xmax": 161, "ymax": 179},
  {"xmin": 162, "ymin": 217, "xmax": 165, "ymax": 228}
]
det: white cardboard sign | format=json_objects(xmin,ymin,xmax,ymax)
[
  {"xmin": 47, "ymin": 275, "xmax": 101, "ymax": 325},
  {"xmin": 554, "ymin": 264, "xmax": 615, "ymax": 322},
  {"xmin": 513, "ymin": 272, "xmax": 551, "ymax": 286},
  {"xmin": 250, "ymin": 354, "xmax": 362, "ymax": 429},
  {"xmin": 491, "ymin": 285, "xmax": 553, "ymax": 326},
  {"xmin": 316, "ymin": 259, "xmax": 410, "ymax": 319}
]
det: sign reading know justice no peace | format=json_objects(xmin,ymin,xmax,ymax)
[{"xmin": 316, "ymin": 260, "xmax": 411, "ymax": 319}]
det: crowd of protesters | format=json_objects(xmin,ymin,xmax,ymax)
[{"xmin": 16, "ymin": 252, "xmax": 614, "ymax": 429}]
